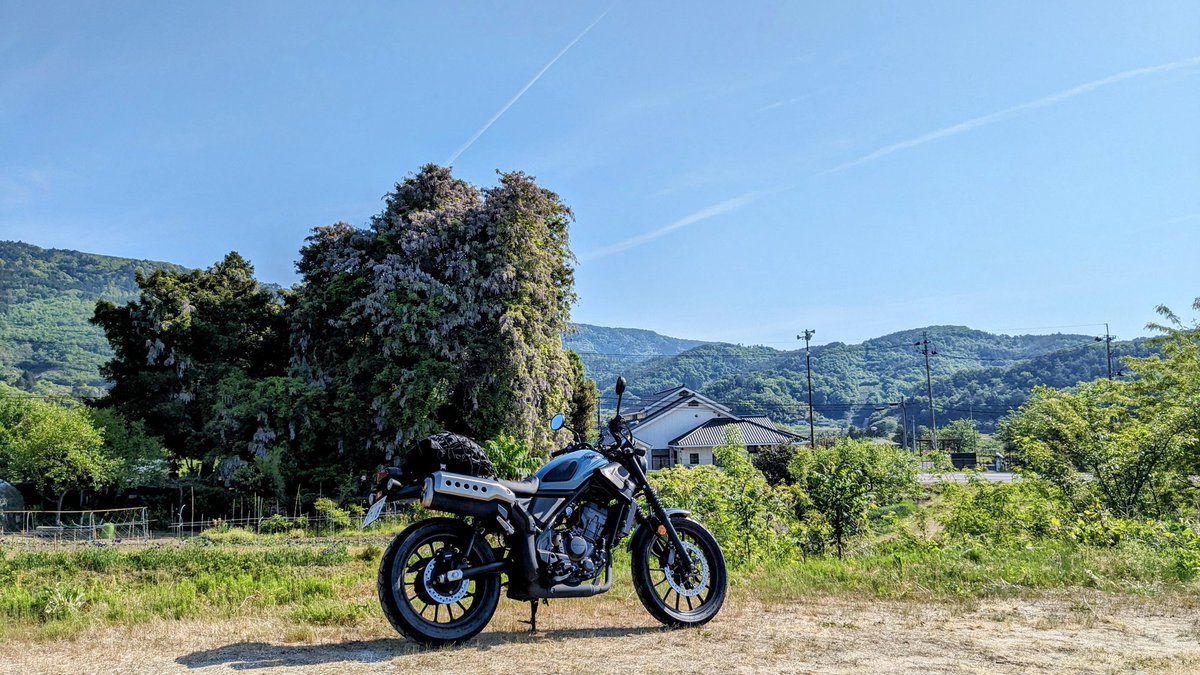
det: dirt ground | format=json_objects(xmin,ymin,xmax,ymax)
[{"xmin": 3, "ymin": 593, "xmax": 1199, "ymax": 674}]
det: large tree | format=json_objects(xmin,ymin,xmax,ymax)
[
  {"xmin": 91, "ymin": 253, "xmax": 289, "ymax": 471},
  {"xmin": 1000, "ymin": 297, "xmax": 1200, "ymax": 517},
  {"xmin": 0, "ymin": 389, "xmax": 115, "ymax": 512},
  {"xmin": 90, "ymin": 166, "xmax": 594, "ymax": 494},
  {"xmin": 291, "ymin": 165, "xmax": 589, "ymax": 463}
]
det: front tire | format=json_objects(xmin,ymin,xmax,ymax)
[
  {"xmin": 378, "ymin": 518, "xmax": 500, "ymax": 646},
  {"xmin": 631, "ymin": 516, "xmax": 727, "ymax": 627}
]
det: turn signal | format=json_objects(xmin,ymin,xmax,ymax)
[{"xmin": 656, "ymin": 524, "xmax": 667, "ymax": 537}]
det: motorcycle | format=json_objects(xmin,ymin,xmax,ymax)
[{"xmin": 361, "ymin": 376, "xmax": 727, "ymax": 645}]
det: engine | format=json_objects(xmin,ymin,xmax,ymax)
[{"xmin": 538, "ymin": 501, "xmax": 610, "ymax": 585}]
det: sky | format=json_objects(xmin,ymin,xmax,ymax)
[{"xmin": 2, "ymin": 1, "xmax": 1198, "ymax": 347}]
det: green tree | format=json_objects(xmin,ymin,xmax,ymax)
[
  {"xmin": 939, "ymin": 418, "xmax": 981, "ymax": 453},
  {"xmin": 566, "ymin": 351, "xmax": 598, "ymax": 443},
  {"xmin": 789, "ymin": 438, "xmax": 917, "ymax": 557},
  {"xmin": 1002, "ymin": 297, "xmax": 1200, "ymax": 517},
  {"xmin": 482, "ymin": 434, "xmax": 541, "ymax": 480},
  {"xmin": 1134, "ymin": 298, "xmax": 1200, "ymax": 479},
  {"xmin": 86, "ymin": 408, "xmax": 170, "ymax": 489},
  {"xmin": 0, "ymin": 390, "xmax": 116, "ymax": 513},
  {"xmin": 1000, "ymin": 380, "xmax": 1193, "ymax": 517},
  {"xmin": 91, "ymin": 252, "xmax": 289, "ymax": 469},
  {"xmin": 290, "ymin": 165, "xmax": 582, "ymax": 464},
  {"xmin": 712, "ymin": 427, "xmax": 779, "ymax": 564},
  {"xmin": 650, "ymin": 427, "xmax": 796, "ymax": 566},
  {"xmin": 751, "ymin": 443, "xmax": 799, "ymax": 486}
]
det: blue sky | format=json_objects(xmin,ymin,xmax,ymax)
[{"xmin": 2, "ymin": 2, "xmax": 1198, "ymax": 346}]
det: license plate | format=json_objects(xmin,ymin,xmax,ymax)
[{"xmin": 362, "ymin": 496, "xmax": 387, "ymax": 529}]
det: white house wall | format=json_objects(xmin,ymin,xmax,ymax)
[
  {"xmin": 634, "ymin": 406, "xmax": 726, "ymax": 449},
  {"xmin": 676, "ymin": 447, "xmax": 715, "ymax": 467}
]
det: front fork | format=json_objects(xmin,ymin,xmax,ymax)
[{"xmin": 626, "ymin": 456, "xmax": 695, "ymax": 574}]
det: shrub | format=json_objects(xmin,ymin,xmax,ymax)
[
  {"xmin": 940, "ymin": 477, "xmax": 1070, "ymax": 543},
  {"xmin": 752, "ymin": 444, "xmax": 799, "ymax": 486},
  {"xmin": 313, "ymin": 498, "xmax": 351, "ymax": 531},
  {"xmin": 259, "ymin": 514, "xmax": 291, "ymax": 535},
  {"xmin": 650, "ymin": 428, "xmax": 798, "ymax": 566},
  {"xmin": 482, "ymin": 434, "xmax": 541, "ymax": 480},
  {"xmin": 789, "ymin": 439, "xmax": 918, "ymax": 558},
  {"xmin": 199, "ymin": 527, "xmax": 256, "ymax": 544}
]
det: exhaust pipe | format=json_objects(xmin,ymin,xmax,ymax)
[{"xmin": 421, "ymin": 471, "xmax": 517, "ymax": 519}]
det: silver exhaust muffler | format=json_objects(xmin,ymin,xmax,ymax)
[{"xmin": 421, "ymin": 471, "xmax": 517, "ymax": 519}]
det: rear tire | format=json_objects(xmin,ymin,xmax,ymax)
[
  {"xmin": 378, "ymin": 518, "xmax": 500, "ymax": 646},
  {"xmin": 631, "ymin": 516, "xmax": 726, "ymax": 627}
]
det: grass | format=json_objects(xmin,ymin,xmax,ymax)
[
  {"xmin": 1, "ymin": 528, "xmax": 1196, "ymax": 644},
  {"xmin": 0, "ymin": 540, "xmax": 377, "ymax": 642},
  {"xmin": 739, "ymin": 537, "xmax": 1199, "ymax": 606}
]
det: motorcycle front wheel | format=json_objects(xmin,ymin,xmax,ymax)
[
  {"xmin": 377, "ymin": 518, "xmax": 500, "ymax": 646},
  {"xmin": 631, "ymin": 516, "xmax": 727, "ymax": 627}
]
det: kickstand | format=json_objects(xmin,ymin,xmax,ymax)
[{"xmin": 521, "ymin": 599, "xmax": 548, "ymax": 633}]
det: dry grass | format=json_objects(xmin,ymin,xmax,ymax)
[{"xmin": 2, "ymin": 589, "xmax": 1198, "ymax": 674}]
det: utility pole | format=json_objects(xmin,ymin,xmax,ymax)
[
  {"xmin": 799, "ymin": 329, "xmax": 816, "ymax": 447},
  {"xmin": 914, "ymin": 332, "xmax": 938, "ymax": 452},
  {"xmin": 1095, "ymin": 323, "xmax": 1114, "ymax": 379}
]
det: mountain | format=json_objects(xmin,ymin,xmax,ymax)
[
  {"xmin": 0, "ymin": 241, "xmax": 183, "ymax": 395},
  {"xmin": 597, "ymin": 326, "xmax": 1147, "ymax": 431},
  {"xmin": 562, "ymin": 323, "xmax": 713, "ymax": 388},
  {"xmin": 0, "ymin": 241, "xmax": 1150, "ymax": 430}
]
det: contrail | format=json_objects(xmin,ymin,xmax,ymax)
[
  {"xmin": 445, "ymin": 8, "xmax": 611, "ymax": 166},
  {"xmin": 826, "ymin": 55, "xmax": 1200, "ymax": 173},
  {"xmin": 579, "ymin": 191, "xmax": 764, "ymax": 262}
]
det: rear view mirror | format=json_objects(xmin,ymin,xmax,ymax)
[
  {"xmin": 550, "ymin": 414, "xmax": 565, "ymax": 431},
  {"xmin": 615, "ymin": 377, "xmax": 626, "ymax": 396}
]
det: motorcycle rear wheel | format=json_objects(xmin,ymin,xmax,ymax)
[
  {"xmin": 631, "ymin": 516, "xmax": 727, "ymax": 627},
  {"xmin": 378, "ymin": 518, "xmax": 500, "ymax": 646}
]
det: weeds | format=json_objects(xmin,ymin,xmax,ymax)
[{"xmin": 2, "ymin": 478, "xmax": 1199, "ymax": 642}]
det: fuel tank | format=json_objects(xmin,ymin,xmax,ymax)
[{"xmin": 535, "ymin": 449, "xmax": 611, "ymax": 491}]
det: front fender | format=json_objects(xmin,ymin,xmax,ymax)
[{"xmin": 626, "ymin": 508, "xmax": 691, "ymax": 552}]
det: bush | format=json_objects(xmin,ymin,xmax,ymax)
[
  {"xmin": 789, "ymin": 439, "xmax": 918, "ymax": 558},
  {"xmin": 940, "ymin": 477, "xmax": 1071, "ymax": 543},
  {"xmin": 313, "ymin": 498, "xmax": 351, "ymax": 531},
  {"xmin": 650, "ymin": 428, "xmax": 798, "ymax": 566},
  {"xmin": 482, "ymin": 434, "xmax": 541, "ymax": 480},
  {"xmin": 199, "ymin": 527, "xmax": 256, "ymax": 544},
  {"xmin": 752, "ymin": 444, "xmax": 798, "ymax": 486},
  {"xmin": 259, "ymin": 514, "xmax": 291, "ymax": 535}
]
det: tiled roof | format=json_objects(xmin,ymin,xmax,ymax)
[
  {"xmin": 742, "ymin": 416, "xmax": 777, "ymax": 430},
  {"xmin": 631, "ymin": 386, "xmax": 690, "ymax": 416},
  {"xmin": 669, "ymin": 418, "xmax": 803, "ymax": 448}
]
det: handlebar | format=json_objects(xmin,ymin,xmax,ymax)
[{"xmin": 548, "ymin": 415, "xmax": 645, "ymax": 461}]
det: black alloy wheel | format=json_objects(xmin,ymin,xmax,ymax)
[
  {"xmin": 378, "ymin": 518, "xmax": 500, "ymax": 646},
  {"xmin": 631, "ymin": 515, "xmax": 727, "ymax": 627}
]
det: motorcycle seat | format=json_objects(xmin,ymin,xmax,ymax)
[{"xmin": 497, "ymin": 477, "xmax": 540, "ymax": 497}]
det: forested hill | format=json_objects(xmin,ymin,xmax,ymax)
[
  {"xmin": 563, "ymin": 323, "xmax": 712, "ymax": 387},
  {"xmin": 0, "ymin": 241, "xmax": 1150, "ymax": 429},
  {"xmin": 598, "ymin": 326, "xmax": 1149, "ymax": 430},
  {"xmin": 0, "ymin": 241, "xmax": 183, "ymax": 394}
]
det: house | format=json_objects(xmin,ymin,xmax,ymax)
[{"xmin": 611, "ymin": 386, "xmax": 804, "ymax": 470}]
